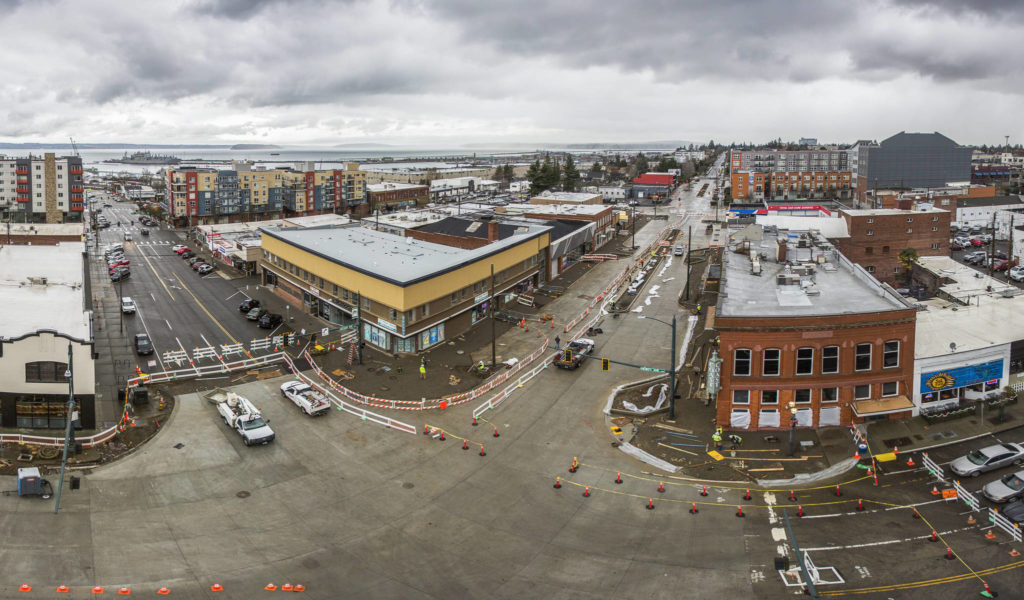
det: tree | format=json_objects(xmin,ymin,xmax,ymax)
[
  {"xmin": 562, "ymin": 154, "xmax": 580, "ymax": 192},
  {"xmin": 551, "ymin": 156, "xmax": 562, "ymax": 190},
  {"xmin": 527, "ymin": 159, "xmax": 543, "ymax": 195},
  {"xmin": 680, "ymin": 159, "xmax": 696, "ymax": 180},
  {"xmin": 655, "ymin": 156, "xmax": 679, "ymax": 172},
  {"xmin": 897, "ymin": 247, "xmax": 919, "ymax": 272}
]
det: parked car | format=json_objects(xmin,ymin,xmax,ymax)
[
  {"xmin": 134, "ymin": 333, "xmax": 153, "ymax": 355},
  {"xmin": 950, "ymin": 443, "xmax": 1024, "ymax": 477},
  {"xmin": 187, "ymin": 256, "xmax": 202, "ymax": 265},
  {"xmin": 192, "ymin": 261, "xmax": 209, "ymax": 271},
  {"xmin": 991, "ymin": 258, "xmax": 1009, "ymax": 271},
  {"xmin": 950, "ymin": 241, "xmax": 966, "ymax": 251},
  {"xmin": 993, "ymin": 251, "xmax": 1009, "ymax": 261},
  {"xmin": 246, "ymin": 307, "xmax": 267, "ymax": 321},
  {"xmin": 180, "ymin": 251, "xmax": 195, "ymax": 259},
  {"xmin": 1001, "ymin": 500, "xmax": 1024, "ymax": 524},
  {"xmin": 120, "ymin": 297, "xmax": 136, "ymax": 314},
  {"xmin": 175, "ymin": 247, "xmax": 191, "ymax": 255},
  {"xmin": 1009, "ymin": 266, "xmax": 1024, "ymax": 282},
  {"xmin": 239, "ymin": 298, "xmax": 261, "ymax": 313},
  {"xmin": 983, "ymin": 469, "xmax": 1024, "ymax": 503},
  {"xmin": 980, "ymin": 234, "xmax": 993, "ymax": 244},
  {"xmin": 110, "ymin": 269, "xmax": 130, "ymax": 282},
  {"xmin": 108, "ymin": 259, "xmax": 130, "ymax": 268},
  {"xmin": 964, "ymin": 251, "xmax": 987, "ymax": 264},
  {"xmin": 969, "ymin": 237, "xmax": 985, "ymax": 247},
  {"xmin": 197, "ymin": 264, "xmax": 215, "ymax": 275},
  {"xmin": 258, "ymin": 312, "xmax": 283, "ymax": 329},
  {"xmin": 172, "ymin": 244, "xmax": 187, "ymax": 252},
  {"xmin": 673, "ymin": 245, "xmax": 684, "ymax": 256}
]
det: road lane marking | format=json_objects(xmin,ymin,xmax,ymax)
[
  {"xmin": 165, "ymin": 319, "xmax": 172, "ymax": 330},
  {"xmin": 136, "ymin": 243, "xmax": 175, "ymax": 301},
  {"xmin": 173, "ymin": 274, "xmax": 240, "ymax": 345}
]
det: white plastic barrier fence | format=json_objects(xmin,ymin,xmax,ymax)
[
  {"xmin": 250, "ymin": 338, "xmax": 273, "ymax": 352},
  {"xmin": 162, "ymin": 350, "xmax": 189, "ymax": 367},
  {"xmin": 127, "ymin": 352, "xmax": 285, "ymax": 388},
  {"xmin": 279, "ymin": 353, "xmax": 416, "ymax": 434},
  {"xmin": 220, "ymin": 343, "xmax": 245, "ymax": 358},
  {"xmin": 191, "ymin": 346, "xmax": 219, "ymax": 361},
  {"xmin": 989, "ymin": 507, "xmax": 1023, "ymax": 542},
  {"xmin": 953, "ymin": 479, "xmax": 983, "ymax": 512},
  {"xmin": 921, "ymin": 452, "xmax": 947, "ymax": 484}
]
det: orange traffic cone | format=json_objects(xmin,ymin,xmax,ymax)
[
  {"xmin": 294, "ymin": 584, "xmax": 306, "ymax": 592},
  {"xmin": 986, "ymin": 530, "xmax": 997, "ymax": 540},
  {"xmin": 57, "ymin": 585, "xmax": 70, "ymax": 593},
  {"xmin": 479, "ymin": 444, "xmax": 486, "ymax": 456},
  {"xmin": 18, "ymin": 584, "xmax": 31, "ymax": 592},
  {"xmin": 857, "ymin": 498, "xmax": 864, "ymax": 511},
  {"xmin": 210, "ymin": 583, "xmax": 224, "ymax": 592},
  {"xmin": 744, "ymin": 488, "xmax": 751, "ymax": 500},
  {"xmin": 93, "ymin": 587, "xmax": 105, "ymax": 594},
  {"xmin": 282, "ymin": 583, "xmax": 294, "ymax": 591},
  {"xmin": 1010, "ymin": 548, "xmax": 1021, "ymax": 557},
  {"xmin": 930, "ymin": 530, "xmax": 938, "ymax": 542},
  {"xmin": 265, "ymin": 583, "xmax": 277, "ymax": 591},
  {"xmin": 583, "ymin": 486, "xmax": 590, "ymax": 497},
  {"xmin": 931, "ymin": 485, "xmax": 940, "ymax": 496},
  {"xmin": 736, "ymin": 505, "xmax": 745, "ymax": 518},
  {"xmin": 658, "ymin": 481, "xmax": 665, "ymax": 493},
  {"xmin": 690, "ymin": 502, "xmax": 698, "ymax": 514},
  {"xmin": 493, "ymin": 425, "xmax": 500, "ymax": 438},
  {"xmin": 797, "ymin": 505, "xmax": 804, "ymax": 517},
  {"xmin": 554, "ymin": 477, "xmax": 561, "ymax": 489},
  {"xmin": 646, "ymin": 497, "xmax": 655, "ymax": 510},
  {"xmin": 945, "ymin": 546, "xmax": 955, "ymax": 560},
  {"xmin": 700, "ymin": 485, "xmax": 708, "ymax": 497},
  {"xmin": 907, "ymin": 456, "xmax": 916, "ymax": 467},
  {"xmin": 118, "ymin": 586, "xmax": 131, "ymax": 595},
  {"xmin": 462, "ymin": 439, "xmax": 468, "ymax": 450},
  {"xmin": 615, "ymin": 472, "xmax": 623, "ymax": 484},
  {"xmin": 157, "ymin": 587, "xmax": 171, "ymax": 595}
]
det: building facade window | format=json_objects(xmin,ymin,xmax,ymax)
[
  {"xmin": 25, "ymin": 361, "xmax": 69, "ymax": 383},
  {"xmin": 794, "ymin": 389, "xmax": 812, "ymax": 404},
  {"xmin": 882, "ymin": 381, "xmax": 899, "ymax": 397},
  {"xmin": 821, "ymin": 346, "xmax": 839, "ymax": 374},
  {"xmin": 855, "ymin": 343, "xmax": 872, "ymax": 371},
  {"xmin": 763, "ymin": 348, "xmax": 781, "ymax": 376},
  {"xmin": 796, "ymin": 347, "xmax": 813, "ymax": 375},
  {"xmin": 883, "ymin": 340, "xmax": 900, "ymax": 368},
  {"xmin": 761, "ymin": 390, "xmax": 779, "ymax": 404},
  {"xmin": 822, "ymin": 387, "xmax": 839, "ymax": 403},
  {"xmin": 855, "ymin": 384, "xmax": 871, "ymax": 400},
  {"xmin": 734, "ymin": 349, "xmax": 751, "ymax": 376},
  {"xmin": 733, "ymin": 390, "xmax": 749, "ymax": 405}
]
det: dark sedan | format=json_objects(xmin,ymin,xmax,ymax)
[{"xmin": 258, "ymin": 313, "xmax": 283, "ymax": 329}]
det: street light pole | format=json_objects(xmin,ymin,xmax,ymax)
[
  {"xmin": 54, "ymin": 343, "xmax": 75, "ymax": 514},
  {"xmin": 788, "ymin": 401, "xmax": 798, "ymax": 457},
  {"xmin": 631, "ymin": 205, "xmax": 636, "ymax": 249},
  {"xmin": 639, "ymin": 315, "xmax": 678, "ymax": 419},
  {"xmin": 490, "ymin": 263, "xmax": 496, "ymax": 369}
]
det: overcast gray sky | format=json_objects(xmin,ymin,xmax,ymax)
[{"xmin": 0, "ymin": 0, "xmax": 1019, "ymax": 146}]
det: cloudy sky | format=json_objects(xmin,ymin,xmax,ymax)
[{"xmin": 0, "ymin": 0, "xmax": 1020, "ymax": 147}]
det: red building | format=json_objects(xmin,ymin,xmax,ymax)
[
  {"xmin": 714, "ymin": 229, "xmax": 917, "ymax": 431},
  {"xmin": 832, "ymin": 207, "xmax": 951, "ymax": 284}
]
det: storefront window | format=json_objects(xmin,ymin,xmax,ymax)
[
  {"xmin": 419, "ymin": 324, "xmax": 445, "ymax": 350},
  {"xmin": 394, "ymin": 337, "xmax": 415, "ymax": 353},
  {"xmin": 363, "ymin": 323, "xmax": 391, "ymax": 349},
  {"xmin": 16, "ymin": 397, "xmax": 79, "ymax": 429}
]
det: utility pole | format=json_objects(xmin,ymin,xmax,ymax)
[
  {"xmin": 490, "ymin": 263, "xmax": 496, "ymax": 368},
  {"xmin": 684, "ymin": 225, "xmax": 692, "ymax": 301},
  {"xmin": 1010, "ymin": 214, "xmax": 1015, "ymax": 272},
  {"xmin": 631, "ymin": 205, "xmax": 636, "ymax": 249},
  {"xmin": 669, "ymin": 315, "xmax": 677, "ymax": 420},
  {"xmin": 990, "ymin": 212, "xmax": 997, "ymax": 276}
]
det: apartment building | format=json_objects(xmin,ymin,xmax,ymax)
[
  {"xmin": 832, "ymin": 206, "xmax": 951, "ymax": 284},
  {"xmin": 166, "ymin": 162, "xmax": 366, "ymax": 226},
  {"xmin": 851, "ymin": 132, "xmax": 973, "ymax": 203},
  {"xmin": 729, "ymin": 148, "xmax": 853, "ymax": 201},
  {"xmin": 0, "ymin": 153, "xmax": 85, "ymax": 223}
]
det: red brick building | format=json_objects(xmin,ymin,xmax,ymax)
[
  {"xmin": 832, "ymin": 207, "xmax": 950, "ymax": 284},
  {"xmin": 714, "ymin": 231, "xmax": 917, "ymax": 431},
  {"xmin": 366, "ymin": 183, "xmax": 429, "ymax": 212}
]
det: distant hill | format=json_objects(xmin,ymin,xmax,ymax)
[
  {"xmin": 230, "ymin": 144, "xmax": 282, "ymax": 150},
  {"xmin": 0, "ymin": 143, "xmax": 231, "ymax": 149},
  {"xmin": 334, "ymin": 143, "xmax": 397, "ymax": 149}
]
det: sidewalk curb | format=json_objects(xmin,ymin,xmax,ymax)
[{"xmin": 759, "ymin": 457, "xmax": 861, "ymax": 488}]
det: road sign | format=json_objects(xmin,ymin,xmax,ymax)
[
  {"xmin": 640, "ymin": 367, "xmax": 667, "ymax": 373},
  {"xmin": 321, "ymin": 327, "xmax": 329, "ymax": 337}
]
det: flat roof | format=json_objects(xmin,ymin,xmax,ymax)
[
  {"xmin": 842, "ymin": 207, "xmax": 949, "ymax": 216},
  {"xmin": 530, "ymin": 191, "xmax": 601, "ymax": 203},
  {"xmin": 719, "ymin": 230, "xmax": 907, "ymax": 318},
  {"xmin": 261, "ymin": 223, "xmax": 550, "ymax": 287},
  {"xmin": 0, "ymin": 242, "xmax": 89, "ymax": 341},
  {"xmin": 366, "ymin": 182, "xmax": 428, "ymax": 192},
  {"xmin": 6, "ymin": 223, "xmax": 84, "ymax": 236},
  {"xmin": 754, "ymin": 215, "xmax": 849, "ymax": 238},
  {"xmin": 198, "ymin": 214, "xmax": 350, "ymax": 236},
  {"xmin": 956, "ymin": 195, "xmax": 1024, "ymax": 208},
  {"xmin": 915, "ymin": 256, "xmax": 1015, "ymax": 301},
  {"xmin": 915, "ymin": 294, "xmax": 1024, "ymax": 357},
  {"xmin": 500, "ymin": 203, "xmax": 610, "ymax": 217}
]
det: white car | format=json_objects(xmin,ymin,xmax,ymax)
[
  {"xmin": 172, "ymin": 244, "xmax": 187, "ymax": 252},
  {"xmin": 1010, "ymin": 266, "xmax": 1024, "ymax": 282},
  {"xmin": 121, "ymin": 297, "xmax": 136, "ymax": 314}
]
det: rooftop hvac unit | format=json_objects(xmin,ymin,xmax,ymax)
[{"xmin": 805, "ymin": 289, "xmax": 821, "ymax": 296}]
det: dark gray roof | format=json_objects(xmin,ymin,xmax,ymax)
[
  {"xmin": 417, "ymin": 217, "xmax": 522, "ymax": 240},
  {"xmin": 956, "ymin": 195, "xmax": 1024, "ymax": 208}
]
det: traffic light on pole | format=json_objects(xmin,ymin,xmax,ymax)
[
  {"xmin": 602, "ymin": 358, "xmax": 610, "ymax": 371},
  {"xmin": 282, "ymin": 333, "xmax": 290, "ymax": 347},
  {"xmin": 563, "ymin": 349, "xmax": 573, "ymax": 362}
]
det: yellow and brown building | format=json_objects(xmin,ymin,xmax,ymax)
[{"xmin": 259, "ymin": 219, "xmax": 550, "ymax": 353}]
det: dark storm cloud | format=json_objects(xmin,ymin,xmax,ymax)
[
  {"xmin": 889, "ymin": 0, "xmax": 1024, "ymax": 17},
  {"xmin": 188, "ymin": 0, "xmax": 294, "ymax": 19}
]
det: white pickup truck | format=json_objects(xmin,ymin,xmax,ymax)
[
  {"xmin": 210, "ymin": 390, "xmax": 276, "ymax": 446},
  {"xmin": 280, "ymin": 381, "xmax": 332, "ymax": 416}
]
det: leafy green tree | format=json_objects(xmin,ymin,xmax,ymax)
[
  {"xmin": 527, "ymin": 159, "xmax": 543, "ymax": 195},
  {"xmin": 655, "ymin": 156, "xmax": 679, "ymax": 172},
  {"xmin": 551, "ymin": 156, "xmax": 562, "ymax": 190},
  {"xmin": 897, "ymin": 248, "xmax": 919, "ymax": 271},
  {"xmin": 562, "ymin": 154, "xmax": 580, "ymax": 191}
]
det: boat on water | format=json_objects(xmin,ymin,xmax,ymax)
[{"xmin": 105, "ymin": 151, "xmax": 182, "ymax": 165}]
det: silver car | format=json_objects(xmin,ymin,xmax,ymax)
[
  {"xmin": 983, "ymin": 470, "xmax": 1024, "ymax": 503},
  {"xmin": 950, "ymin": 443, "xmax": 1024, "ymax": 478}
]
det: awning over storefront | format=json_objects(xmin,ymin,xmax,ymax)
[{"xmin": 851, "ymin": 395, "xmax": 914, "ymax": 417}]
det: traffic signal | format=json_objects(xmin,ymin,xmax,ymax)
[
  {"xmin": 282, "ymin": 333, "xmax": 290, "ymax": 347},
  {"xmin": 563, "ymin": 349, "xmax": 573, "ymax": 362},
  {"xmin": 602, "ymin": 358, "xmax": 610, "ymax": 371}
]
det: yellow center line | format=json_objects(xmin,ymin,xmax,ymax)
[
  {"xmin": 137, "ymin": 246, "xmax": 176, "ymax": 302},
  {"xmin": 172, "ymin": 273, "xmax": 240, "ymax": 345}
]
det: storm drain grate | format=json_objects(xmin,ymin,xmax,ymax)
[{"xmin": 881, "ymin": 437, "xmax": 912, "ymax": 448}]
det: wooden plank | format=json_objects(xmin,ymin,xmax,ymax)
[
  {"xmin": 653, "ymin": 423, "xmax": 695, "ymax": 435},
  {"xmin": 657, "ymin": 442, "xmax": 698, "ymax": 456},
  {"xmin": 747, "ymin": 467, "xmax": 785, "ymax": 472}
]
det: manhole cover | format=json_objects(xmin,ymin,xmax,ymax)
[
  {"xmin": 402, "ymin": 482, "xmax": 414, "ymax": 489},
  {"xmin": 173, "ymin": 443, "xmax": 185, "ymax": 449},
  {"xmin": 236, "ymin": 491, "xmax": 251, "ymax": 498}
]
